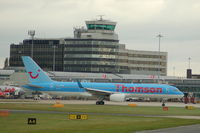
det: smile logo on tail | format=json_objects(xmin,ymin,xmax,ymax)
[{"xmin": 28, "ymin": 69, "xmax": 40, "ymax": 79}]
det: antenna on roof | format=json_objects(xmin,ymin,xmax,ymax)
[{"xmin": 97, "ymin": 15, "xmax": 105, "ymax": 20}]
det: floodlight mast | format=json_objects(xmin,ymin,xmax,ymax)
[
  {"xmin": 28, "ymin": 30, "xmax": 35, "ymax": 58},
  {"xmin": 157, "ymin": 34, "xmax": 163, "ymax": 81}
]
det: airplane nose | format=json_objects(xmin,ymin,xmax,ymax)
[{"xmin": 179, "ymin": 92, "xmax": 184, "ymax": 98}]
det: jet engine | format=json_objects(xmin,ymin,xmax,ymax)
[{"xmin": 109, "ymin": 93, "xmax": 126, "ymax": 102}]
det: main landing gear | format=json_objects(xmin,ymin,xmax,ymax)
[
  {"xmin": 96, "ymin": 96, "xmax": 105, "ymax": 105},
  {"xmin": 96, "ymin": 101, "xmax": 105, "ymax": 105}
]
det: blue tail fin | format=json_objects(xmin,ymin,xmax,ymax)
[{"xmin": 21, "ymin": 56, "xmax": 53, "ymax": 83}]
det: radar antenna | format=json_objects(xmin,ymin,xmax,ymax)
[{"xmin": 97, "ymin": 15, "xmax": 105, "ymax": 20}]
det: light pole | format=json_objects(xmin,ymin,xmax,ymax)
[
  {"xmin": 188, "ymin": 57, "xmax": 191, "ymax": 69},
  {"xmin": 28, "ymin": 30, "xmax": 35, "ymax": 58},
  {"xmin": 157, "ymin": 34, "xmax": 163, "ymax": 81}
]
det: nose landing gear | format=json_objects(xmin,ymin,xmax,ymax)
[{"xmin": 161, "ymin": 98, "xmax": 166, "ymax": 107}]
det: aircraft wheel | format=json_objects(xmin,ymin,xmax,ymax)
[
  {"xmin": 100, "ymin": 101, "xmax": 104, "ymax": 105},
  {"xmin": 96, "ymin": 101, "xmax": 104, "ymax": 105}
]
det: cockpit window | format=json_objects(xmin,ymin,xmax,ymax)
[
  {"xmin": 168, "ymin": 88, "xmax": 179, "ymax": 92},
  {"xmin": 173, "ymin": 88, "xmax": 179, "ymax": 92}
]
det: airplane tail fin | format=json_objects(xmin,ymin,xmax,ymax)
[{"xmin": 21, "ymin": 56, "xmax": 53, "ymax": 83}]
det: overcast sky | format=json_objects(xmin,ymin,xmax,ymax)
[{"xmin": 0, "ymin": 0, "xmax": 200, "ymax": 77}]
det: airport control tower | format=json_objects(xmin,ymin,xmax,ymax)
[
  {"xmin": 74, "ymin": 16, "xmax": 118, "ymax": 40},
  {"xmin": 65, "ymin": 17, "xmax": 123, "ymax": 73}
]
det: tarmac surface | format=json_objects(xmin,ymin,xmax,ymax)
[
  {"xmin": 1, "ymin": 99, "xmax": 200, "ymax": 108},
  {"xmin": 135, "ymin": 124, "xmax": 200, "ymax": 133},
  {"xmin": 39, "ymin": 100, "xmax": 200, "ymax": 108}
]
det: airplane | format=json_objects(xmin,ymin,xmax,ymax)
[
  {"xmin": 22, "ymin": 56, "xmax": 184, "ymax": 106},
  {"xmin": 0, "ymin": 85, "xmax": 25, "ymax": 98}
]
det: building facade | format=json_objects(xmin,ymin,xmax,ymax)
[
  {"xmin": 10, "ymin": 39, "xmax": 64, "ymax": 71},
  {"xmin": 9, "ymin": 18, "xmax": 167, "ymax": 75},
  {"xmin": 186, "ymin": 69, "xmax": 200, "ymax": 79}
]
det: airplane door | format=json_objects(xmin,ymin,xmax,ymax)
[{"xmin": 166, "ymin": 88, "xmax": 170, "ymax": 94}]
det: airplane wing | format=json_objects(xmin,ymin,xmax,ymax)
[
  {"xmin": 84, "ymin": 87, "xmax": 115, "ymax": 96},
  {"xmin": 77, "ymin": 81, "xmax": 116, "ymax": 96}
]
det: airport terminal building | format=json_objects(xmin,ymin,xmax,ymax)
[{"xmin": 9, "ymin": 18, "xmax": 167, "ymax": 76}]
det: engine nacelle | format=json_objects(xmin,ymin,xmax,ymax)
[{"xmin": 109, "ymin": 93, "xmax": 126, "ymax": 102}]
